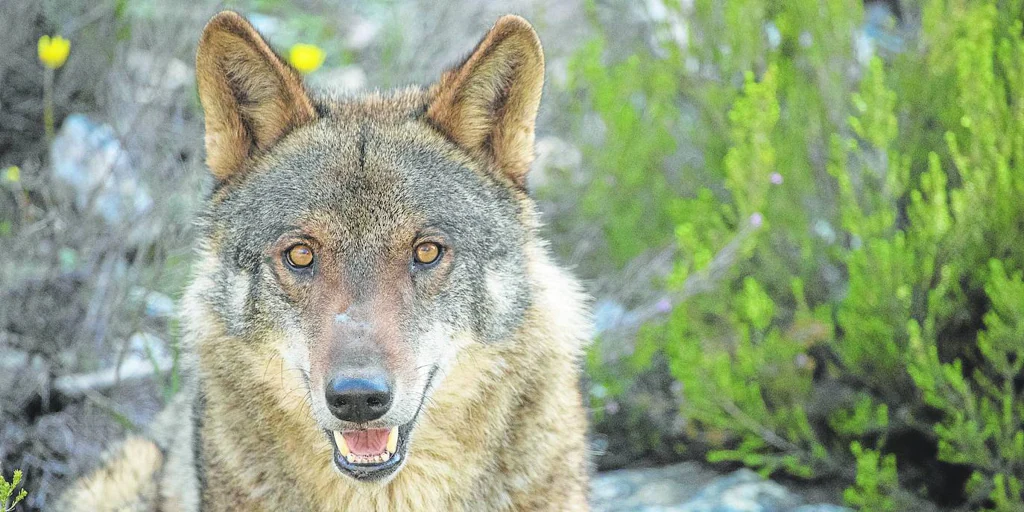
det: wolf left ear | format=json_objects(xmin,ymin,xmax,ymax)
[
  {"xmin": 426, "ymin": 15, "xmax": 544, "ymax": 187},
  {"xmin": 195, "ymin": 11, "xmax": 316, "ymax": 180}
]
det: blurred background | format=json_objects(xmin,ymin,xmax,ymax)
[{"xmin": 2, "ymin": 0, "xmax": 1024, "ymax": 510}]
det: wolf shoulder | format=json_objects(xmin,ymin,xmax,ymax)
[{"xmin": 56, "ymin": 386, "xmax": 201, "ymax": 512}]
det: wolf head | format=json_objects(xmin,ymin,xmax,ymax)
[{"xmin": 190, "ymin": 12, "xmax": 547, "ymax": 482}]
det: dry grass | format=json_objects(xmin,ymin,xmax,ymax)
[{"xmin": 0, "ymin": 1, "xmax": 217, "ymax": 508}]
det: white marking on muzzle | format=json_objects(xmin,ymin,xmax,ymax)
[{"xmin": 334, "ymin": 309, "xmax": 371, "ymax": 330}]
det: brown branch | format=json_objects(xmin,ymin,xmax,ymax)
[{"xmin": 52, "ymin": 353, "xmax": 172, "ymax": 398}]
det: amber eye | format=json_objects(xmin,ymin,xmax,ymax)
[
  {"xmin": 286, "ymin": 244, "xmax": 314, "ymax": 269},
  {"xmin": 414, "ymin": 242, "xmax": 442, "ymax": 265}
]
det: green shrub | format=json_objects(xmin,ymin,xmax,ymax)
[
  {"xmin": 0, "ymin": 469, "xmax": 27, "ymax": 512},
  {"xmin": 569, "ymin": 0, "xmax": 1024, "ymax": 509}
]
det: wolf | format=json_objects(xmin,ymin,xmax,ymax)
[{"xmin": 57, "ymin": 10, "xmax": 592, "ymax": 512}]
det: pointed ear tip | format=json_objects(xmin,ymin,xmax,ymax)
[
  {"xmin": 494, "ymin": 14, "xmax": 534, "ymax": 31},
  {"xmin": 491, "ymin": 15, "xmax": 544, "ymax": 61},
  {"xmin": 206, "ymin": 10, "xmax": 248, "ymax": 28},
  {"xmin": 493, "ymin": 15, "xmax": 539, "ymax": 39},
  {"xmin": 199, "ymin": 11, "xmax": 252, "ymax": 43},
  {"xmin": 197, "ymin": 11, "xmax": 263, "ymax": 71}
]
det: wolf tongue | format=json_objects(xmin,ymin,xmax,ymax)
[{"xmin": 341, "ymin": 428, "xmax": 390, "ymax": 456}]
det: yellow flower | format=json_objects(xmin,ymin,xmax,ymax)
[
  {"xmin": 38, "ymin": 35, "xmax": 71, "ymax": 69},
  {"xmin": 289, "ymin": 43, "xmax": 325, "ymax": 74},
  {"xmin": 4, "ymin": 166, "xmax": 20, "ymax": 183}
]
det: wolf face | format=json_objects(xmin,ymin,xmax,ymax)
[{"xmin": 192, "ymin": 12, "xmax": 546, "ymax": 483}]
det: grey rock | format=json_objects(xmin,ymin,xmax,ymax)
[
  {"xmin": 591, "ymin": 463, "xmax": 721, "ymax": 512},
  {"xmin": 131, "ymin": 288, "xmax": 175, "ymax": 319},
  {"xmin": 345, "ymin": 17, "xmax": 381, "ymax": 51},
  {"xmin": 129, "ymin": 332, "xmax": 168, "ymax": 361},
  {"xmin": 792, "ymin": 506, "xmax": 853, "ymax": 512},
  {"xmin": 51, "ymin": 114, "xmax": 152, "ymax": 224},
  {"xmin": 679, "ymin": 469, "xmax": 802, "ymax": 512},
  {"xmin": 145, "ymin": 292, "xmax": 175, "ymax": 319},
  {"xmin": 591, "ymin": 465, "xmax": 852, "ymax": 512},
  {"xmin": 124, "ymin": 50, "xmax": 192, "ymax": 104}
]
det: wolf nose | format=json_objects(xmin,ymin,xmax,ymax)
[{"xmin": 325, "ymin": 373, "xmax": 393, "ymax": 423}]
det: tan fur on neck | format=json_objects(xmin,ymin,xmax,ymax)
[{"xmin": 184, "ymin": 233, "xmax": 591, "ymax": 511}]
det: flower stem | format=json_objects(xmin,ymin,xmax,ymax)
[{"xmin": 43, "ymin": 67, "xmax": 54, "ymax": 141}]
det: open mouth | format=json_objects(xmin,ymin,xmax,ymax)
[
  {"xmin": 323, "ymin": 366, "xmax": 438, "ymax": 482},
  {"xmin": 326, "ymin": 425, "xmax": 410, "ymax": 481},
  {"xmin": 334, "ymin": 427, "xmax": 399, "ymax": 465}
]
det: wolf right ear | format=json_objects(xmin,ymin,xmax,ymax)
[
  {"xmin": 426, "ymin": 16, "xmax": 545, "ymax": 188},
  {"xmin": 196, "ymin": 11, "xmax": 316, "ymax": 180}
]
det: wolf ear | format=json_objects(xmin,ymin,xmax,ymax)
[
  {"xmin": 195, "ymin": 11, "xmax": 316, "ymax": 180},
  {"xmin": 426, "ymin": 15, "xmax": 544, "ymax": 187}
]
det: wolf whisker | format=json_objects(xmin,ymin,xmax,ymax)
[{"xmin": 261, "ymin": 351, "xmax": 281, "ymax": 383}]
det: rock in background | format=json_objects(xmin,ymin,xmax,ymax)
[{"xmin": 592, "ymin": 465, "xmax": 851, "ymax": 512}]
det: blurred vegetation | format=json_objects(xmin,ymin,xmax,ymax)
[{"xmin": 572, "ymin": 0, "xmax": 1024, "ymax": 509}]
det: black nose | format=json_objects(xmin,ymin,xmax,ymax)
[{"xmin": 325, "ymin": 373, "xmax": 393, "ymax": 423}]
